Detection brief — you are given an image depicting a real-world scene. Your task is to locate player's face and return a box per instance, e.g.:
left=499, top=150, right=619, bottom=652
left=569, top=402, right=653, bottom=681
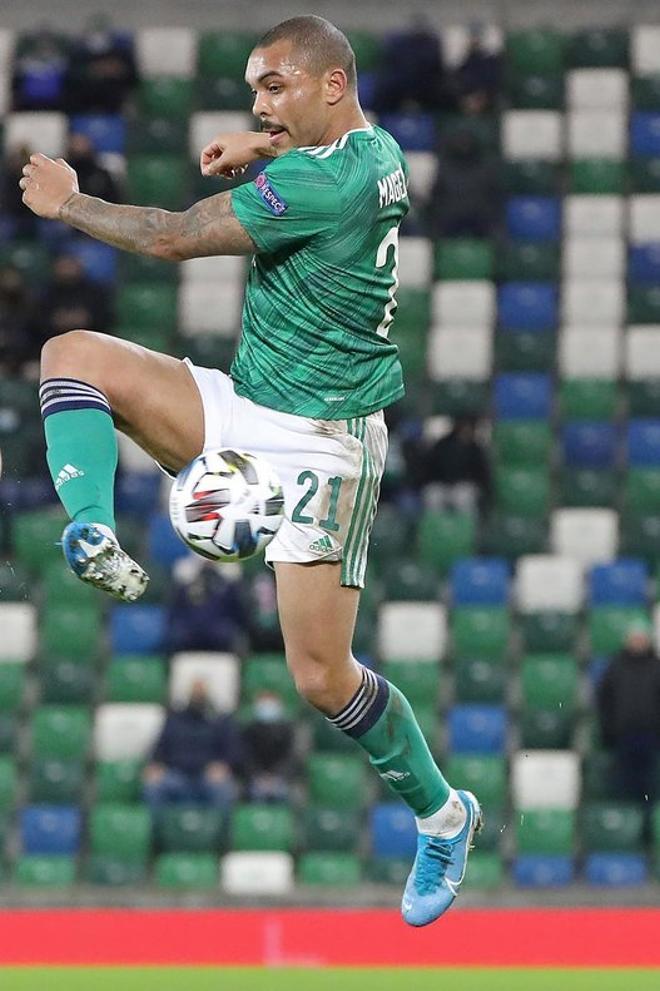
left=246, top=41, right=329, bottom=152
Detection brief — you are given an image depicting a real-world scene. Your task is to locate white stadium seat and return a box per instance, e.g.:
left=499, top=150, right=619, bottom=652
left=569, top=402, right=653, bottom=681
left=502, top=110, right=563, bottom=161
left=564, top=196, right=624, bottom=237
left=562, top=236, right=624, bottom=279
left=625, top=326, right=660, bottom=379
left=442, top=24, right=502, bottom=67
left=427, top=326, right=492, bottom=381
left=169, top=652, right=240, bottom=713
left=511, top=751, right=581, bottom=810
left=558, top=326, right=621, bottom=378
left=397, top=237, right=433, bottom=288
left=431, top=281, right=495, bottom=326
left=515, top=555, right=584, bottom=614
left=632, top=26, right=660, bottom=75
left=404, top=151, right=436, bottom=202
left=0, top=32, right=14, bottom=116
left=567, top=111, right=626, bottom=159
left=5, top=112, right=67, bottom=159
left=629, top=195, right=660, bottom=242
left=221, top=852, right=294, bottom=895
left=117, top=433, right=160, bottom=473
left=180, top=255, right=247, bottom=287
left=377, top=602, right=447, bottom=662
left=0, top=603, right=37, bottom=662
left=550, top=509, right=619, bottom=566
left=178, top=282, right=242, bottom=337
left=135, top=28, right=197, bottom=77
left=566, top=69, right=628, bottom=111
left=189, top=112, right=252, bottom=159
left=94, top=703, right=165, bottom=761
left=561, top=280, right=625, bottom=327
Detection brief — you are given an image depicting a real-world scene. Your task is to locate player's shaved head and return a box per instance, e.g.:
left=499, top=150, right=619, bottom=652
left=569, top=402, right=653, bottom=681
left=255, top=15, right=357, bottom=90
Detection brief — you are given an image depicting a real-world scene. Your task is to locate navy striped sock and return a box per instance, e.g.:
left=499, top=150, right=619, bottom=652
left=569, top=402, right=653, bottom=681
left=328, top=665, right=390, bottom=739
left=39, top=377, right=112, bottom=420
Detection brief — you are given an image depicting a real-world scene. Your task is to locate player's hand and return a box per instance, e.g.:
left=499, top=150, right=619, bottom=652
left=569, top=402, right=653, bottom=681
left=200, top=131, right=275, bottom=179
left=19, top=153, right=79, bottom=220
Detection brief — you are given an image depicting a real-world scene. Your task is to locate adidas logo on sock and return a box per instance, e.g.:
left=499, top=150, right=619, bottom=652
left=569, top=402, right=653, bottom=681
left=380, top=769, right=410, bottom=782
left=55, top=463, right=85, bottom=490
left=308, top=534, right=335, bottom=554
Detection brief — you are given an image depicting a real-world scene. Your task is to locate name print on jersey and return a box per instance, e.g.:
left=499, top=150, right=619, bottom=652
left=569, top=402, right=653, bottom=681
left=377, top=167, right=408, bottom=208
left=255, top=172, right=289, bottom=215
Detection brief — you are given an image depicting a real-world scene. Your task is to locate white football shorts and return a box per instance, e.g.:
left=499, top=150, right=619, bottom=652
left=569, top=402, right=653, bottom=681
left=183, top=360, right=388, bottom=588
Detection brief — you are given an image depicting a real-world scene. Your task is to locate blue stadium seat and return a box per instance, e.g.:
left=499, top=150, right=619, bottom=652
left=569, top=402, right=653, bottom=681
left=448, top=704, right=507, bottom=754
left=584, top=853, right=648, bottom=886
left=586, top=656, right=610, bottom=691
left=147, top=513, right=189, bottom=567
left=505, top=197, right=561, bottom=242
left=450, top=558, right=511, bottom=606
left=628, top=244, right=660, bottom=284
left=497, top=283, right=558, bottom=331
left=588, top=560, right=649, bottom=606
left=378, top=113, right=437, bottom=152
left=116, top=472, right=163, bottom=519
left=630, top=112, right=660, bottom=157
left=370, top=803, right=417, bottom=859
left=628, top=420, right=660, bottom=466
left=20, top=806, right=81, bottom=855
left=67, top=239, right=118, bottom=285
left=69, top=114, right=126, bottom=154
left=513, top=855, right=574, bottom=887
left=562, top=422, right=618, bottom=468
left=494, top=373, right=552, bottom=419
left=110, top=605, right=166, bottom=654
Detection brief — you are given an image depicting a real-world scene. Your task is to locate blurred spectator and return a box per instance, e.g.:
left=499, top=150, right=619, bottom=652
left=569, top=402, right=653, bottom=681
left=427, top=124, right=502, bottom=238
left=0, top=265, right=39, bottom=372
left=142, top=678, right=242, bottom=814
left=40, top=253, right=112, bottom=341
left=168, top=558, right=248, bottom=653
left=11, top=25, right=69, bottom=111
left=451, top=24, right=502, bottom=114
left=65, top=134, right=120, bottom=202
left=245, top=570, right=284, bottom=652
left=597, top=623, right=660, bottom=808
left=64, top=16, right=138, bottom=113
left=372, top=17, right=447, bottom=112
left=242, top=689, right=297, bottom=802
left=424, top=416, right=492, bottom=514
left=1, top=144, right=39, bottom=237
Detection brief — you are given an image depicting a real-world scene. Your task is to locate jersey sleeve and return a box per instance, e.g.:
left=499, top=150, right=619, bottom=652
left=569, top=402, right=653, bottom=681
left=230, top=151, right=341, bottom=254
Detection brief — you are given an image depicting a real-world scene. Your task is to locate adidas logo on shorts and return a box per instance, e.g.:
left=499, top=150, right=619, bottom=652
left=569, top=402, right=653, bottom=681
left=308, top=534, right=335, bottom=555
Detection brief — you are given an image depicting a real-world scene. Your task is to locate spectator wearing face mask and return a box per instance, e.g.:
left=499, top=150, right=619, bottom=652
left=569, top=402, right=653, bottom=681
left=242, top=689, right=297, bottom=802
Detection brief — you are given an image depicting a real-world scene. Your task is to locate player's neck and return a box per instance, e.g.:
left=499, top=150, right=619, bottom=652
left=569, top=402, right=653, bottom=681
left=319, top=106, right=370, bottom=145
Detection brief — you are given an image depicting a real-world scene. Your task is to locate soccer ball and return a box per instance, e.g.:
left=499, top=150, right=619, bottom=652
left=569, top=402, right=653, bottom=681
left=169, top=448, right=285, bottom=562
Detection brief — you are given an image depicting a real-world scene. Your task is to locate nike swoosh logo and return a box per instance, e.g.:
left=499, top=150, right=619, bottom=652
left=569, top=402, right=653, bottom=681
left=402, top=899, right=413, bottom=912
left=445, top=878, right=459, bottom=897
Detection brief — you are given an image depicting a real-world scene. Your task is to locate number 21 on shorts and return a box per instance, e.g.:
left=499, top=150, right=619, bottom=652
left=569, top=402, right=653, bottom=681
left=292, top=471, right=343, bottom=532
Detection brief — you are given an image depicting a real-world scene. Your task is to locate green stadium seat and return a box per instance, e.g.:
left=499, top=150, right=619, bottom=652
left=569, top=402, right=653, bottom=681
left=508, top=73, right=564, bottom=109
left=299, top=852, right=362, bottom=886
left=138, top=77, right=194, bottom=118
left=155, top=852, right=218, bottom=888
left=570, top=159, right=626, bottom=194
left=231, top=804, right=294, bottom=852
left=559, top=379, right=618, bottom=419
left=117, top=252, right=178, bottom=284
left=520, top=611, right=579, bottom=653
left=568, top=28, right=628, bottom=67
left=0, top=242, right=51, bottom=282
left=494, top=429, right=547, bottom=477
left=626, top=380, right=660, bottom=417
left=106, top=658, right=166, bottom=704
left=31, top=706, right=91, bottom=760
left=451, top=607, right=510, bottom=661
left=40, top=658, right=96, bottom=704
left=429, top=380, right=489, bottom=417
left=29, top=758, right=84, bottom=804
left=582, top=802, right=645, bottom=852
left=197, top=31, right=260, bottom=80
left=628, top=287, right=660, bottom=324
left=241, top=654, right=298, bottom=712
left=41, top=559, right=102, bottom=609
left=504, top=160, right=561, bottom=195
left=302, top=807, right=360, bottom=853
left=14, top=855, right=76, bottom=888
left=464, top=851, right=504, bottom=889
left=381, top=561, right=440, bottom=602
left=623, top=469, right=660, bottom=517
left=307, top=753, right=367, bottom=809
left=40, top=604, right=101, bottom=658
left=494, top=331, right=555, bottom=373
left=416, top=511, right=475, bottom=577
left=0, top=756, right=16, bottom=808
left=473, top=809, right=506, bottom=852
left=195, top=76, right=251, bottom=111
left=115, top=282, right=179, bottom=332
left=630, top=157, right=660, bottom=193
left=380, top=660, right=439, bottom=708
left=125, top=155, right=189, bottom=211
left=494, top=466, right=550, bottom=517
left=395, top=322, right=428, bottom=384
left=158, top=806, right=225, bottom=853
left=0, top=663, right=24, bottom=712
left=520, top=708, right=575, bottom=749
left=127, top=116, right=188, bottom=154
left=95, top=759, right=143, bottom=803
left=0, top=714, right=16, bottom=753
left=310, top=710, right=356, bottom=754
left=440, top=114, right=500, bottom=155
left=89, top=804, right=152, bottom=862
left=517, top=809, right=575, bottom=854
left=446, top=755, right=507, bottom=808
left=454, top=657, right=506, bottom=703
left=620, top=516, right=660, bottom=563
left=0, top=561, right=31, bottom=602
left=394, top=288, right=430, bottom=332
left=582, top=752, right=621, bottom=800
left=0, top=377, right=39, bottom=415
left=434, top=239, right=494, bottom=280
left=558, top=468, right=618, bottom=508
left=506, top=29, right=565, bottom=75
left=632, top=75, right=660, bottom=110
left=13, top=509, right=67, bottom=574
left=367, top=857, right=410, bottom=885
left=520, top=654, right=579, bottom=710
left=496, top=241, right=560, bottom=281
left=346, top=31, right=382, bottom=72
left=589, top=607, right=650, bottom=655
left=85, top=856, right=148, bottom=885
left=480, top=515, right=547, bottom=558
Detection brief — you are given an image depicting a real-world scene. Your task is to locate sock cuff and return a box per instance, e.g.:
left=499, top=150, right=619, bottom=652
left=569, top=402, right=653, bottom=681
left=40, top=377, right=112, bottom=420
left=328, top=666, right=390, bottom=739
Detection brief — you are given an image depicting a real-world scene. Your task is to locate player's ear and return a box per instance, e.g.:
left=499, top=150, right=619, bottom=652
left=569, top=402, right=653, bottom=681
left=325, top=67, right=348, bottom=106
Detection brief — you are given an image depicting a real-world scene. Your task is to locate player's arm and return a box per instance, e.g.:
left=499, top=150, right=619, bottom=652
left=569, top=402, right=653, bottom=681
left=19, top=153, right=256, bottom=259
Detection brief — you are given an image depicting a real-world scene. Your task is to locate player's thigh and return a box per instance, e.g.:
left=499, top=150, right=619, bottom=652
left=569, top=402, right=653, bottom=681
left=41, top=330, right=204, bottom=471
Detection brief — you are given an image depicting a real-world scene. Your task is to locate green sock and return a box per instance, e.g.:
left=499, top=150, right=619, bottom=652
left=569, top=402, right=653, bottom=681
left=44, top=408, right=118, bottom=531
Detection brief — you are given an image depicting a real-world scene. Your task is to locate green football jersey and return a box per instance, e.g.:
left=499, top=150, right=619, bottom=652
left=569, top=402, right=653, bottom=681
left=230, top=124, right=408, bottom=419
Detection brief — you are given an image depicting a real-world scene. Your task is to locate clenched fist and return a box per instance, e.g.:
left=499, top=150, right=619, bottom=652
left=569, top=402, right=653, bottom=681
left=20, top=153, right=79, bottom=220
left=200, top=131, right=276, bottom=179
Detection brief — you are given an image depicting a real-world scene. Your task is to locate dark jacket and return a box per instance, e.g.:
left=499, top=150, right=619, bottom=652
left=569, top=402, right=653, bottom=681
left=597, top=649, right=660, bottom=745
left=151, top=705, right=243, bottom=777
left=242, top=719, right=296, bottom=777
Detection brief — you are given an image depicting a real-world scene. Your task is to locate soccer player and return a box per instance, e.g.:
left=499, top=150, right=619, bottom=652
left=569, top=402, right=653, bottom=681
left=20, top=15, right=481, bottom=925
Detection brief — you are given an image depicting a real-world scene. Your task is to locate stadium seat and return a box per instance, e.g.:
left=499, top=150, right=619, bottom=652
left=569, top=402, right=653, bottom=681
left=559, top=326, right=621, bottom=378
left=137, top=77, right=195, bottom=119
left=370, top=803, right=417, bottom=859
left=299, top=852, right=362, bottom=886
left=178, top=283, right=243, bottom=338
left=521, top=655, right=579, bottom=710
left=492, top=422, right=552, bottom=466
left=563, top=236, right=625, bottom=279
left=494, top=330, right=555, bottom=373
left=561, top=422, right=618, bottom=469
left=0, top=663, right=23, bottom=712
left=20, top=805, right=81, bottom=855
left=381, top=661, right=439, bottom=709
left=135, top=28, right=196, bottom=76
left=511, top=751, right=580, bottom=809
left=106, top=657, right=166, bottom=705
left=632, top=26, right=660, bottom=74
left=584, top=853, right=648, bottom=886
left=115, top=282, right=179, bottom=333
left=110, top=605, right=166, bottom=655
left=0, top=604, right=36, bottom=662
left=513, top=855, right=574, bottom=887
left=446, top=755, right=507, bottom=808
left=0, top=756, right=16, bottom=808
left=502, top=111, right=563, bottom=161
left=451, top=607, right=510, bottom=660
left=495, top=466, right=550, bottom=517
left=588, top=561, right=648, bottom=605
left=628, top=419, right=660, bottom=465
left=377, top=602, right=447, bottom=662
left=158, top=806, right=225, bottom=853
left=427, top=327, right=492, bottom=381
left=628, top=287, right=660, bottom=324
left=589, top=606, right=649, bottom=654
left=40, top=602, right=101, bottom=658
left=507, top=29, right=564, bottom=75
left=505, top=196, right=561, bottom=240
left=126, top=115, right=189, bottom=155
left=448, top=704, right=507, bottom=754
left=496, top=240, right=560, bottom=280
left=497, top=283, right=558, bottom=331
left=630, top=157, right=660, bottom=192
left=559, top=380, right=618, bottom=419
left=404, top=151, right=436, bottom=201
left=221, top=851, right=294, bottom=895
left=551, top=509, right=618, bottom=565
left=632, top=75, right=660, bottom=110
left=39, top=658, right=95, bottom=705
left=14, top=855, right=76, bottom=888
left=464, top=851, right=505, bottom=889
left=29, top=758, right=84, bottom=804
left=90, top=803, right=152, bottom=863
left=582, top=802, right=646, bottom=852
left=381, top=561, right=440, bottom=603
left=231, top=804, right=294, bottom=853
left=116, top=472, right=163, bottom=520
left=569, top=28, right=628, bottom=68
left=568, top=111, right=626, bottom=158
left=504, top=161, right=561, bottom=196
left=431, top=281, right=495, bottom=326
left=414, top=509, right=475, bottom=579
left=624, top=469, right=660, bottom=516
left=5, top=111, right=67, bottom=158
left=630, top=195, right=660, bottom=240
left=493, top=373, right=552, bottom=419
left=398, top=238, right=433, bottom=288
left=0, top=714, right=16, bottom=754
left=31, top=706, right=91, bottom=761
left=629, top=246, right=660, bottom=284
left=565, top=195, right=624, bottom=236
left=85, top=855, right=147, bottom=886
left=155, top=853, right=218, bottom=889
left=169, top=652, right=240, bottom=713
left=519, top=611, right=580, bottom=652
left=449, top=558, right=510, bottom=606
left=516, top=556, right=584, bottom=613
left=454, top=658, right=506, bottom=703
left=434, top=239, right=494, bottom=281
left=567, top=68, right=628, bottom=110
left=520, top=709, right=575, bottom=750
left=378, top=113, right=436, bottom=151
left=95, top=760, right=143, bottom=804
left=302, top=807, right=360, bottom=852
left=562, top=280, right=624, bottom=326
left=307, top=754, right=367, bottom=809
left=631, top=112, right=660, bottom=156
left=197, top=30, right=260, bottom=80
left=93, top=703, right=165, bottom=762
left=508, top=73, right=563, bottom=111
left=569, top=158, right=626, bottom=194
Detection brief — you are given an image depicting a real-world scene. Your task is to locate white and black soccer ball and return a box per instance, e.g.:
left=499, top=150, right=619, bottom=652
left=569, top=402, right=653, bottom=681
left=169, top=449, right=285, bottom=562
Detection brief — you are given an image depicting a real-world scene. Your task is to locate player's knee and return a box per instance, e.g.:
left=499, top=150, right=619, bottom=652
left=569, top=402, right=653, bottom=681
left=41, top=329, right=101, bottom=378
left=289, top=657, right=335, bottom=710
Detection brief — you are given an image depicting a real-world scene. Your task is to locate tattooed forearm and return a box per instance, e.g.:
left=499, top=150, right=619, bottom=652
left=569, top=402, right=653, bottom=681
left=58, top=190, right=255, bottom=260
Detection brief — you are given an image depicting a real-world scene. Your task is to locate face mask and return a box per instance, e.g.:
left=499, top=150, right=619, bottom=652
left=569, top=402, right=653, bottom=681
left=254, top=699, right=284, bottom=723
